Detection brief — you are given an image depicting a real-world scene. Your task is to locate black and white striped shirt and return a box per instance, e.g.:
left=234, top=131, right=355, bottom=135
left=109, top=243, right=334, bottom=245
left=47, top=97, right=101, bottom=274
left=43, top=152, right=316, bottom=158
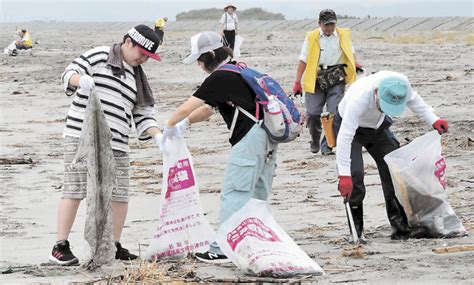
left=61, top=46, right=158, bottom=152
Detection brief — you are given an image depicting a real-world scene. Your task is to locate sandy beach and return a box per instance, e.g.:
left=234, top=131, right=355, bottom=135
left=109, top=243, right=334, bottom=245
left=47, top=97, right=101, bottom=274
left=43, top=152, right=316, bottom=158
left=0, top=19, right=473, bottom=283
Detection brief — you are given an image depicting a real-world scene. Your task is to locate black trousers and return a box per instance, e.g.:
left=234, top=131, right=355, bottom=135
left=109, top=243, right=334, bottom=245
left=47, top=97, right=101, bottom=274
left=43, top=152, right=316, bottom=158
left=334, top=112, right=410, bottom=231
left=154, top=28, right=164, bottom=45
left=223, top=30, right=236, bottom=50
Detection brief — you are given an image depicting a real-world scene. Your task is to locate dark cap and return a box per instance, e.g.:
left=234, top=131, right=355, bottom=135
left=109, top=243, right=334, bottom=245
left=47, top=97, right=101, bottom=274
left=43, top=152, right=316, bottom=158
left=127, top=24, right=161, bottom=60
left=319, top=9, right=337, bottom=25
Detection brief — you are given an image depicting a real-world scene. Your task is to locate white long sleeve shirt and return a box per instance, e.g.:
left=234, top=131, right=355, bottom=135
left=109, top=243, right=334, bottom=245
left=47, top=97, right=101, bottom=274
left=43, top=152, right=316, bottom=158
left=336, top=70, right=440, bottom=176
left=220, top=12, right=238, bottom=31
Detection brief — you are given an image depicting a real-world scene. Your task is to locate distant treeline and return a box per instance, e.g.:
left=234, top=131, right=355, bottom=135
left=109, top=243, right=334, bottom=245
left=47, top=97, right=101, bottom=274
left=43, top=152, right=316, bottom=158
left=176, top=8, right=285, bottom=21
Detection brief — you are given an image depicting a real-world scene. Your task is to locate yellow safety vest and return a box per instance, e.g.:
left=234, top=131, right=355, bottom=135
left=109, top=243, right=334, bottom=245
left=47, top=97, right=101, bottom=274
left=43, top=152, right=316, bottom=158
left=155, top=18, right=166, bottom=29
left=303, top=27, right=356, bottom=93
left=22, top=32, right=33, bottom=47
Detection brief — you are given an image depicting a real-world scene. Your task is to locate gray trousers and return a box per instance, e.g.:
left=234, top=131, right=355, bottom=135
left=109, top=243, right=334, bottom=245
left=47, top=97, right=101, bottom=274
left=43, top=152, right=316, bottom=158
left=304, top=83, right=345, bottom=151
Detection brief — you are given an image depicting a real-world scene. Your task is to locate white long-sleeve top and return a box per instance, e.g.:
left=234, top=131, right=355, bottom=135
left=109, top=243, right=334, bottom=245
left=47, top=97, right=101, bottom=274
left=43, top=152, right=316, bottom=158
left=220, top=12, right=238, bottom=31
left=336, top=70, right=440, bottom=176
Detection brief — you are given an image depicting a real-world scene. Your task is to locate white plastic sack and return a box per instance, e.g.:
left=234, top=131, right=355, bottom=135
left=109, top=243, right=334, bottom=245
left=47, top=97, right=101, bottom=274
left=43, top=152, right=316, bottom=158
left=4, top=41, right=17, bottom=55
left=145, top=136, right=215, bottom=261
left=216, top=199, right=324, bottom=277
left=384, top=130, right=467, bottom=238
left=233, top=35, right=244, bottom=58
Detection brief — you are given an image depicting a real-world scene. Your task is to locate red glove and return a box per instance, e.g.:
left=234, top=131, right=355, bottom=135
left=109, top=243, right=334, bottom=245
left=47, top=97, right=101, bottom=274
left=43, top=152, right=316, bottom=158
left=433, top=119, right=449, bottom=134
left=292, top=81, right=302, bottom=96
left=338, top=176, right=353, bottom=198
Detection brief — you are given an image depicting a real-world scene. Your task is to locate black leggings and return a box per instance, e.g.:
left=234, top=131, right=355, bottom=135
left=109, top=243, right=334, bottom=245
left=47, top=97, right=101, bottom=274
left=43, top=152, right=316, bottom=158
left=223, top=30, right=236, bottom=50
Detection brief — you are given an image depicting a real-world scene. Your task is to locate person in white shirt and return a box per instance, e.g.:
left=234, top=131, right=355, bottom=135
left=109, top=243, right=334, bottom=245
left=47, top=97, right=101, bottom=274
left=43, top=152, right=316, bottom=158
left=293, top=9, right=357, bottom=155
left=335, top=70, right=449, bottom=241
left=220, top=4, right=238, bottom=50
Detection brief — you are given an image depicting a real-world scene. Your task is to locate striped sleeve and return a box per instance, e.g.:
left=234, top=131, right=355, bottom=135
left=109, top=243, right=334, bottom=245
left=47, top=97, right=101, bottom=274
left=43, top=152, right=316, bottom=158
left=133, top=105, right=159, bottom=141
left=61, top=46, right=109, bottom=96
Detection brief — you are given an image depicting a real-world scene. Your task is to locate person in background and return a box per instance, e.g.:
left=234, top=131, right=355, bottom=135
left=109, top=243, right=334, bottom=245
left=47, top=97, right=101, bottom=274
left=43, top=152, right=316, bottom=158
left=293, top=9, right=356, bottom=155
left=220, top=4, right=238, bottom=50
left=335, top=70, right=449, bottom=241
left=16, top=28, right=33, bottom=50
left=162, top=31, right=278, bottom=263
left=154, top=17, right=168, bottom=44
left=50, top=25, right=164, bottom=265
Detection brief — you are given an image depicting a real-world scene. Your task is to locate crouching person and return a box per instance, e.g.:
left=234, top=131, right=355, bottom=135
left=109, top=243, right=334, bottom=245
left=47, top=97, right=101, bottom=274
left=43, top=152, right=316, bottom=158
left=335, top=70, right=448, bottom=241
left=162, top=31, right=277, bottom=263
left=50, top=25, right=164, bottom=265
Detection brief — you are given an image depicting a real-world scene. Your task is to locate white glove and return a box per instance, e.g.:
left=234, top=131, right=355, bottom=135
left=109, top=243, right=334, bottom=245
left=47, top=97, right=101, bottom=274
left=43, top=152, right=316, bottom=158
left=79, top=75, right=95, bottom=94
left=153, top=133, right=164, bottom=152
left=162, top=122, right=182, bottom=142
left=175, top=118, right=190, bottom=135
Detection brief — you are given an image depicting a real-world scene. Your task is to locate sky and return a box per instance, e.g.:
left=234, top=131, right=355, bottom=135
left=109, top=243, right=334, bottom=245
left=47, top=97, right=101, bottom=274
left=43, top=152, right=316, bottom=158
left=0, top=0, right=472, bottom=22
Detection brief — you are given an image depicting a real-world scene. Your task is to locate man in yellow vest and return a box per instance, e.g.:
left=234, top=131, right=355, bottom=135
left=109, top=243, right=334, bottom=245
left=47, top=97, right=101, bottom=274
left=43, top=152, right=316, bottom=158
left=292, top=9, right=356, bottom=155
left=16, top=29, right=33, bottom=50
left=154, top=17, right=168, bottom=45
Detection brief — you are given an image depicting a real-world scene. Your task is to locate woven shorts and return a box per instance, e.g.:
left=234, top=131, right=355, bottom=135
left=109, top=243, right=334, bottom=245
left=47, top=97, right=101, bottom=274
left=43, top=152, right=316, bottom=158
left=62, top=136, right=130, bottom=202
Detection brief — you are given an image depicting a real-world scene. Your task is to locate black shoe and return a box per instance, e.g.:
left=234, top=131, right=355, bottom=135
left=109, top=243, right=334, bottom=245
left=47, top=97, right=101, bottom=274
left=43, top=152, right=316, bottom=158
left=407, top=226, right=429, bottom=239
left=49, top=240, right=79, bottom=266
left=321, top=149, right=335, bottom=155
left=390, top=230, right=409, bottom=240
left=115, top=241, right=138, bottom=261
left=308, top=115, right=321, bottom=154
left=310, top=143, right=320, bottom=154
left=391, top=226, right=428, bottom=240
left=194, top=251, right=230, bottom=264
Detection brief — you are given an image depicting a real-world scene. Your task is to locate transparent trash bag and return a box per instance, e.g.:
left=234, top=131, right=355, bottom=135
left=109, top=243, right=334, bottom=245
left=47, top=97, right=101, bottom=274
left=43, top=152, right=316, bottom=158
left=384, top=131, right=467, bottom=238
left=233, top=35, right=244, bottom=58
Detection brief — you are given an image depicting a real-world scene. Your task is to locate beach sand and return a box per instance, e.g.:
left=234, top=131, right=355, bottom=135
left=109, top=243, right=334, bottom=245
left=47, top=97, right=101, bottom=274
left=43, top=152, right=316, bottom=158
left=0, top=20, right=473, bottom=283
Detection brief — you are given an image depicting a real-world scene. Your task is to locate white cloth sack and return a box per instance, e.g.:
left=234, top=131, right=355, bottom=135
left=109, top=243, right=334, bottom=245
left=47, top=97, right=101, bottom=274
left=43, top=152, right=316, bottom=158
left=233, top=35, right=244, bottom=58
left=145, top=136, right=215, bottom=261
left=216, top=199, right=324, bottom=277
left=384, top=130, right=467, bottom=237
left=4, top=41, right=17, bottom=55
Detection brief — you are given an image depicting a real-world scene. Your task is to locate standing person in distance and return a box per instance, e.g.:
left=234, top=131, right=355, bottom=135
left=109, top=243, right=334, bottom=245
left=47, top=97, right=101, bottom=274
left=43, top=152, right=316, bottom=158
left=220, top=4, right=238, bottom=50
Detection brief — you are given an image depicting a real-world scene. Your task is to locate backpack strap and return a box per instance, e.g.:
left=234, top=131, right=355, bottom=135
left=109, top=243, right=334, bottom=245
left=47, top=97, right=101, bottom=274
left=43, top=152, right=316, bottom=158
left=229, top=106, right=262, bottom=139
left=219, top=62, right=263, bottom=120
left=218, top=63, right=263, bottom=138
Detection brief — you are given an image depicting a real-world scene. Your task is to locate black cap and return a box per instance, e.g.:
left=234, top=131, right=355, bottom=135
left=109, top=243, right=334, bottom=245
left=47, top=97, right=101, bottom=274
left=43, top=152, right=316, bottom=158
left=319, top=9, right=337, bottom=25
left=127, top=25, right=161, bottom=60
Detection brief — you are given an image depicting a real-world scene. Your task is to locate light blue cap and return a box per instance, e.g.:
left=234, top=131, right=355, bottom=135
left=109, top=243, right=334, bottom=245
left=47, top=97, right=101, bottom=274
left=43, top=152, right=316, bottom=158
left=378, top=76, right=408, bottom=116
